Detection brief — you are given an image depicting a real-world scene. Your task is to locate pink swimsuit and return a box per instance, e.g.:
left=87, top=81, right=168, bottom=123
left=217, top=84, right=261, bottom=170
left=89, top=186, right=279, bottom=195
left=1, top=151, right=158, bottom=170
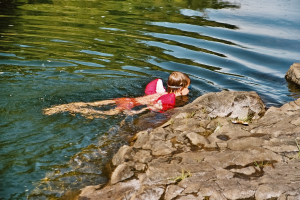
left=114, top=98, right=140, bottom=111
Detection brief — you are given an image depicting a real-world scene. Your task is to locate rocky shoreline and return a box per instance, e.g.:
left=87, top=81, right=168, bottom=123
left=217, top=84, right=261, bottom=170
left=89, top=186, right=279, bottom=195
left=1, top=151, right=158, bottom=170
left=74, top=64, right=300, bottom=200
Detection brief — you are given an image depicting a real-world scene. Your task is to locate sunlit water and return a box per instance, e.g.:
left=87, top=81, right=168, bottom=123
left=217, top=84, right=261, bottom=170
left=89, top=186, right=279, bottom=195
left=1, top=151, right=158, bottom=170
left=0, top=0, right=299, bottom=199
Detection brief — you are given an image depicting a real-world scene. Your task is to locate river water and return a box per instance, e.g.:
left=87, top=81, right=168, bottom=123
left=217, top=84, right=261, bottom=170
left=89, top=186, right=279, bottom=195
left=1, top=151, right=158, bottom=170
left=0, top=0, right=299, bottom=199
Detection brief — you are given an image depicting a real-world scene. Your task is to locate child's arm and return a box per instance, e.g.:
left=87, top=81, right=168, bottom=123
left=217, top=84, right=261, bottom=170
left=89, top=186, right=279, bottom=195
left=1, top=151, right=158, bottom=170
left=124, top=107, right=150, bottom=115
left=126, top=100, right=163, bottom=115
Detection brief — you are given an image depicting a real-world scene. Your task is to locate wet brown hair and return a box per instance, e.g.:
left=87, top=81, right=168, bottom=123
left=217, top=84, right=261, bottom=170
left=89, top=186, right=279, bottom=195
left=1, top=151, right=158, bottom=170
left=167, top=72, right=190, bottom=93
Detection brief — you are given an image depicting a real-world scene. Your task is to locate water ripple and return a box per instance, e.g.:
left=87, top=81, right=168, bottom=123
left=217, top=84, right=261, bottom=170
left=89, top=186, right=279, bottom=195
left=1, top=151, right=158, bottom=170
left=1, top=0, right=300, bottom=199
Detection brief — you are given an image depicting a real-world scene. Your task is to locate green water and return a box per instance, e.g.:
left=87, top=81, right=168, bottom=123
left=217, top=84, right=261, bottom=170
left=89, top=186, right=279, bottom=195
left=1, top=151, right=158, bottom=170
left=0, top=0, right=300, bottom=199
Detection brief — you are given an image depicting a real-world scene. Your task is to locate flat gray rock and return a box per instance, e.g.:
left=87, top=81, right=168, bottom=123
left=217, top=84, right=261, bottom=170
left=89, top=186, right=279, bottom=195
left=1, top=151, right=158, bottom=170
left=76, top=90, right=300, bottom=200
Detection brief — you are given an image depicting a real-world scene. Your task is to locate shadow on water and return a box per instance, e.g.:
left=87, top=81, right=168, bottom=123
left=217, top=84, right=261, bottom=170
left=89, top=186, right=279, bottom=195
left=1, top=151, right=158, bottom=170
left=286, top=78, right=300, bottom=100
left=28, top=110, right=176, bottom=199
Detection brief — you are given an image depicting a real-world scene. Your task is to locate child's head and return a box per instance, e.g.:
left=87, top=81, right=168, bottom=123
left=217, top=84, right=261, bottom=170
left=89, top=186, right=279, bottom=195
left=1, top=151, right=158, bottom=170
left=167, top=72, right=191, bottom=95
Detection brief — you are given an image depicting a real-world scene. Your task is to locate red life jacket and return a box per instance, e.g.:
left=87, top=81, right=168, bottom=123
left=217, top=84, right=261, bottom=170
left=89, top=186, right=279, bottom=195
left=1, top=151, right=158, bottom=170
left=145, top=79, right=175, bottom=111
left=115, top=79, right=176, bottom=111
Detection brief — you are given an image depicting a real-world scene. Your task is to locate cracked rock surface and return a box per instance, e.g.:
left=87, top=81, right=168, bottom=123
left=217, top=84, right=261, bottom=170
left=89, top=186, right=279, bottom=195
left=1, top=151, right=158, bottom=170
left=77, top=91, right=300, bottom=200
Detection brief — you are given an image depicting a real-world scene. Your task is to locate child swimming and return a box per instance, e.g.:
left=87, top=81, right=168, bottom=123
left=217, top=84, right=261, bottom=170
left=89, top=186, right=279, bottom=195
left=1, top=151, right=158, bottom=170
left=43, top=71, right=191, bottom=117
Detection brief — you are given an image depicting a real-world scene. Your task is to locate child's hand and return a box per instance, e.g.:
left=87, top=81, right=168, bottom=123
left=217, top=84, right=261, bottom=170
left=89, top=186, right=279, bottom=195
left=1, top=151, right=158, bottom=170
left=148, top=100, right=163, bottom=111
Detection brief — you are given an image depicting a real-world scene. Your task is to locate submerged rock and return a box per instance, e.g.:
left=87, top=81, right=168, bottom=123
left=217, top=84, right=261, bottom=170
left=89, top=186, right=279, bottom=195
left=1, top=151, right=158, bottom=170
left=78, top=179, right=140, bottom=200
left=76, top=91, right=300, bottom=200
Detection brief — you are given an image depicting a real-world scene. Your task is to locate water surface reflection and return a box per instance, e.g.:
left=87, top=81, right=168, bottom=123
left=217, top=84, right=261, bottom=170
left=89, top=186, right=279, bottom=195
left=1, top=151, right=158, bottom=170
left=0, top=0, right=300, bottom=199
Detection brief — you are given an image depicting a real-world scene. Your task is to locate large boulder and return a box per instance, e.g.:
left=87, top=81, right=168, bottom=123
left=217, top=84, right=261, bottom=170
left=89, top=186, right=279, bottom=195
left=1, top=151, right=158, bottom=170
left=182, top=90, right=266, bottom=120
left=286, top=63, right=300, bottom=85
